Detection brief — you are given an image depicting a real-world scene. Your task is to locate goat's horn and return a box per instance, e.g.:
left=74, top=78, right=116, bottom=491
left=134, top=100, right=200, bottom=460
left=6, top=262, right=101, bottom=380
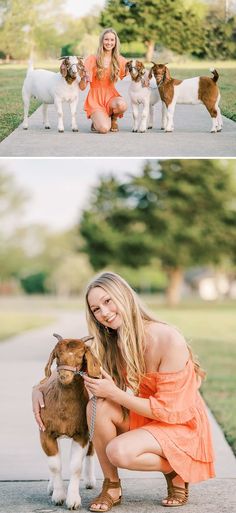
left=81, top=335, right=94, bottom=343
left=58, top=56, right=70, bottom=60
left=53, top=333, right=63, bottom=341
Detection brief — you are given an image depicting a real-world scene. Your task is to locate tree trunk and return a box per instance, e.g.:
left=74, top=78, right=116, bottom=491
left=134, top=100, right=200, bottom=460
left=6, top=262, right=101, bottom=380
left=166, top=268, right=183, bottom=306
left=145, top=40, right=155, bottom=62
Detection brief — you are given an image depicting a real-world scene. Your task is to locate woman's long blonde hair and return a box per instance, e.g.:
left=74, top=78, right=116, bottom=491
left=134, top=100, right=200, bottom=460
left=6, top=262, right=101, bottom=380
left=85, top=272, right=205, bottom=395
left=96, top=28, right=121, bottom=82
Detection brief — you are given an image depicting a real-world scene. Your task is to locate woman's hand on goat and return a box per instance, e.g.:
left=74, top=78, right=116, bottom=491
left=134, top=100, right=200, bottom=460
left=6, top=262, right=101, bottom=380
left=32, top=386, right=46, bottom=431
left=83, top=368, right=118, bottom=400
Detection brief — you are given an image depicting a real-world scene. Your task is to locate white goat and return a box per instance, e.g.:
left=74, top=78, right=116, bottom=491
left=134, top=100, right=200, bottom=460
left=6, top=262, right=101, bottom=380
left=22, top=57, right=85, bottom=132
left=126, top=60, right=161, bottom=132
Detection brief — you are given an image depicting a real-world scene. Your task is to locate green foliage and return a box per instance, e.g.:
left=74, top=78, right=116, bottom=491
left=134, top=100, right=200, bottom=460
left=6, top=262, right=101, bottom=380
left=80, top=160, right=236, bottom=276
left=20, top=271, right=48, bottom=294
left=0, top=0, right=65, bottom=59
left=101, top=0, right=204, bottom=59
left=202, top=16, right=236, bottom=59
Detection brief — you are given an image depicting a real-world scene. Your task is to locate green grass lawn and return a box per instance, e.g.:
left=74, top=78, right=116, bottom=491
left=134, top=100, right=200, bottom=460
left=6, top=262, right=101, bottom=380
left=145, top=300, right=236, bottom=456
left=0, top=60, right=235, bottom=142
left=0, top=311, right=55, bottom=341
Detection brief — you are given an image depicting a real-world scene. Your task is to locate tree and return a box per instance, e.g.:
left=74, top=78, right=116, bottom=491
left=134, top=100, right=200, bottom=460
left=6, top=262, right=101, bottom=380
left=100, top=0, right=204, bottom=60
left=0, top=0, right=65, bottom=59
left=80, top=160, right=236, bottom=305
left=0, top=168, right=28, bottom=284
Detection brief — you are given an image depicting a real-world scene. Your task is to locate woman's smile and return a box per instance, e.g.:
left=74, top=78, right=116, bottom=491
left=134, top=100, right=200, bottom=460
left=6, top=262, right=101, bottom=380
left=88, top=287, right=122, bottom=329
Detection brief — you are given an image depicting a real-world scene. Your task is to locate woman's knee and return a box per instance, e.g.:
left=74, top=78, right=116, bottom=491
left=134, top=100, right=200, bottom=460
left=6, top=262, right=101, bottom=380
left=98, top=125, right=110, bottom=134
left=106, top=439, right=129, bottom=468
left=113, top=99, right=127, bottom=114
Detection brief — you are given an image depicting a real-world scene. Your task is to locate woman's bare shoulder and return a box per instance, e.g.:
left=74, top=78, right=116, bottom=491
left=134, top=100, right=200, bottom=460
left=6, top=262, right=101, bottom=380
left=144, top=321, right=189, bottom=372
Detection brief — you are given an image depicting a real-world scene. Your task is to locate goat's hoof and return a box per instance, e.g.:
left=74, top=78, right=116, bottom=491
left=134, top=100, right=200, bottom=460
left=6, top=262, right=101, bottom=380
left=148, top=126, right=152, bottom=130
left=161, top=127, right=165, bottom=130
left=210, top=130, right=217, bottom=133
left=58, top=130, right=64, bottom=133
left=23, top=126, right=28, bottom=130
left=45, top=126, right=51, bottom=130
left=84, top=478, right=96, bottom=489
left=132, top=129, right=138, bottom=133
left=72, top=128, right=79, bottom=132
left=66, top=496, right=81, bottom=510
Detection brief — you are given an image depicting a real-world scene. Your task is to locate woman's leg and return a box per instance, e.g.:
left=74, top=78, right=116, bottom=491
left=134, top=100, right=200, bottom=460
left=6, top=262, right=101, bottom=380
left=106, top=429, right=187, bottom=506
left=108, top=97, right=127, bottom=131
left=91, top=111, right=111, bottom=134
left=87, top=398, right=129, bottom=511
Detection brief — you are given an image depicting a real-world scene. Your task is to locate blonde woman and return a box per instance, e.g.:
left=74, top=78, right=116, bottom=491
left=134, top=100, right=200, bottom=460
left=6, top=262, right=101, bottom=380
left=79, top=28, right=127, bottom=133
left=33, top=272, right=215, bottom=511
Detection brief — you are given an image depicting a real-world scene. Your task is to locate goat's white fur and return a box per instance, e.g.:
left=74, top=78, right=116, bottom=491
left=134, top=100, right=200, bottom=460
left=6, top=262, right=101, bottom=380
left=47, top=440, right=95, bottom=508
left=22, top=58, right=81, bottom=132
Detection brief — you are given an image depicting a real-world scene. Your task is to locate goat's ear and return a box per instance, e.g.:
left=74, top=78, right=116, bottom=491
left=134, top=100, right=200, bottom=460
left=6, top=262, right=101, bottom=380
left=60, top=60, right=67, bottom=77
left=84, top=348, right=101, bottom=378
left=164, top=65, right=171, bottom=80
left=125, top=61, right=131, bottom=73
left=44, top=348, right=56, bottom=378
left=148, top=67, right=153, bottom=79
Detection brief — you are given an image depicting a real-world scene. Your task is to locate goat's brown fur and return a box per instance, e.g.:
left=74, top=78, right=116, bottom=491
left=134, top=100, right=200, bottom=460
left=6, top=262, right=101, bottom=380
left=40, top=337, right=100, bottom=456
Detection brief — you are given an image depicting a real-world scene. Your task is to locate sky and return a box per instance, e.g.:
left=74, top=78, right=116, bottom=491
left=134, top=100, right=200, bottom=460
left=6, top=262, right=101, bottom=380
left=2, top=159, right=145, bottom=231
left=65, top=0, right=106, bottom=17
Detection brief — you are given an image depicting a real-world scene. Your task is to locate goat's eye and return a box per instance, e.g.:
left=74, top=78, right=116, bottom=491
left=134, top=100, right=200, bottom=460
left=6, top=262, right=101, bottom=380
left=105, top=298, right=111, bottom=304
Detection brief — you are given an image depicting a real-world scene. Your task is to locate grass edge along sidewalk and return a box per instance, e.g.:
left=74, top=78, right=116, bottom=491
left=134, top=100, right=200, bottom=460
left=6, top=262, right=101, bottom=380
left=0, top=60, right=236, bottom=142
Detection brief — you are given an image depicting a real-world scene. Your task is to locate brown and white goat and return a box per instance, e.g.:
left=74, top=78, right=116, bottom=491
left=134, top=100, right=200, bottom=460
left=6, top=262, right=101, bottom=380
left=149, top=63, right=222, bottom=133
left=22, top=57, right=86, bottom=132
left=126, top=60, right=161, bottom=132
left=39, top=334, right=100, bottom=510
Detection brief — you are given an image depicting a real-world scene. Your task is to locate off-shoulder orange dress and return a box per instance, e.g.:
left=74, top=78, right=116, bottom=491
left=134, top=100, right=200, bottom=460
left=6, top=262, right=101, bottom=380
left=84, top=55, right=127, bottom=118
left=129, top=359, right=215, bottom=484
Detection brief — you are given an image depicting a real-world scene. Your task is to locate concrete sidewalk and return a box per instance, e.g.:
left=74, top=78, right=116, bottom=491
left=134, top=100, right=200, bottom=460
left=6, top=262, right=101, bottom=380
left=0, top=77, right=235, bottom=157
left=0, top=312, right=236, bottom=512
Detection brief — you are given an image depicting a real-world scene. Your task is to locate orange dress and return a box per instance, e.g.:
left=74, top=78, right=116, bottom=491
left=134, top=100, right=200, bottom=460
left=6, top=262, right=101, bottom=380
left=84, top=55, right=127, bottom=118
left=129, top=359, right=215, bottom=484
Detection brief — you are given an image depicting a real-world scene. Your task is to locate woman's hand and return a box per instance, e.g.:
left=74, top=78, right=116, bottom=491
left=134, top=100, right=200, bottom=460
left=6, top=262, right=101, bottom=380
left=83, top=368, right=118, bottom=400
left=32, top=386, right=46, bottom=431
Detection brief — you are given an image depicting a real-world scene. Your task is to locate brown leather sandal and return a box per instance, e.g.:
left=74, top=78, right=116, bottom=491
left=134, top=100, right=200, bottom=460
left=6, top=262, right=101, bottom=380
left=110, top=114, right=119, bottom=132
left=162, top=471, right=189, bottom=507
left=89, top=478, right=122, bottom=512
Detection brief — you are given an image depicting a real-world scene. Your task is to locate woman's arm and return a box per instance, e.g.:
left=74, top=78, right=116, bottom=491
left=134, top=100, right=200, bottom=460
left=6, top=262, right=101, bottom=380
left=32, top=370, right=57, bottom=430
left=83, top=369, right=156, bottom=419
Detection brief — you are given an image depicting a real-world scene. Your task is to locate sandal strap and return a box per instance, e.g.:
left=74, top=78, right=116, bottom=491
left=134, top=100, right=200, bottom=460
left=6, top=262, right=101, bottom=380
left=89, top=478, right=121, bottom=510
left=163, top=472, right=189, bottom=505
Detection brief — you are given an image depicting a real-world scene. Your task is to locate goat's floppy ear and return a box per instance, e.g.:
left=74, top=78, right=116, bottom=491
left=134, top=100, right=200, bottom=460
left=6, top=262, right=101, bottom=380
left=44, top=348, right=56, bottom=379
left=60, top=60, right=67, bottom=77
left=84, top=347, right=101, bottom=378
left=148, top=67, right=153, bottom=79
left=125, top=61, right=131, bottom=73
left=164, top=66, right=170, bottom=80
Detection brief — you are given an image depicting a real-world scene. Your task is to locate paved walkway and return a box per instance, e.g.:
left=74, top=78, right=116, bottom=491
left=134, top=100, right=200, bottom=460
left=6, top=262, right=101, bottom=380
left=0, top=77, right=235, bottom=157
left=0, top=312, right=236, bottom=512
